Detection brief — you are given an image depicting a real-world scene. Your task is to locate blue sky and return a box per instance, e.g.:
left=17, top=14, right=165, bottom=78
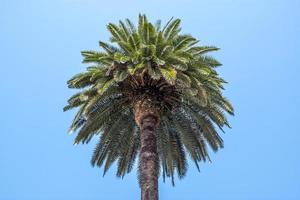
left=1, top=0, right=299, bottom=199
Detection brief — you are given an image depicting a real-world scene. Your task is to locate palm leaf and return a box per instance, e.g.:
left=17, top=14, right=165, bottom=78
left=160, top=66, right=177, bottom=85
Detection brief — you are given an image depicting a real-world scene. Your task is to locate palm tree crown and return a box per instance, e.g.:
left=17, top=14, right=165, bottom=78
left=64, top=14, right=234, bottom=185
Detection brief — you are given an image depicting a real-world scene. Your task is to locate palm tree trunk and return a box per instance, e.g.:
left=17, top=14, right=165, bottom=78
left=139, top=115, right=159, bottom=200
left=134, top=99, right=159, bottom=200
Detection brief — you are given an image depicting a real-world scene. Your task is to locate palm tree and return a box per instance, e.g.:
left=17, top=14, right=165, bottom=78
left=64, top=14, right=234, bottom=200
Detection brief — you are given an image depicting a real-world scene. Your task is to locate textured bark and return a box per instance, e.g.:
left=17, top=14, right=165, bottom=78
left=133, top=98, right=160, bottom=128
left=134, top=100, right=159, bottom=200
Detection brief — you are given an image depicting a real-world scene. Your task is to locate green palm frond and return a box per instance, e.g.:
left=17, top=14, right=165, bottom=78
left=163, top=19, right=181, bottom=40
left=188, top=46, right=220, bottom=55
left=160, top=66, right=177, bottom=85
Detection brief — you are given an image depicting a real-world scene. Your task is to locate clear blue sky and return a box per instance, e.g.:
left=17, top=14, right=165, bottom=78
left=1, top=0, right=299, bottom=199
